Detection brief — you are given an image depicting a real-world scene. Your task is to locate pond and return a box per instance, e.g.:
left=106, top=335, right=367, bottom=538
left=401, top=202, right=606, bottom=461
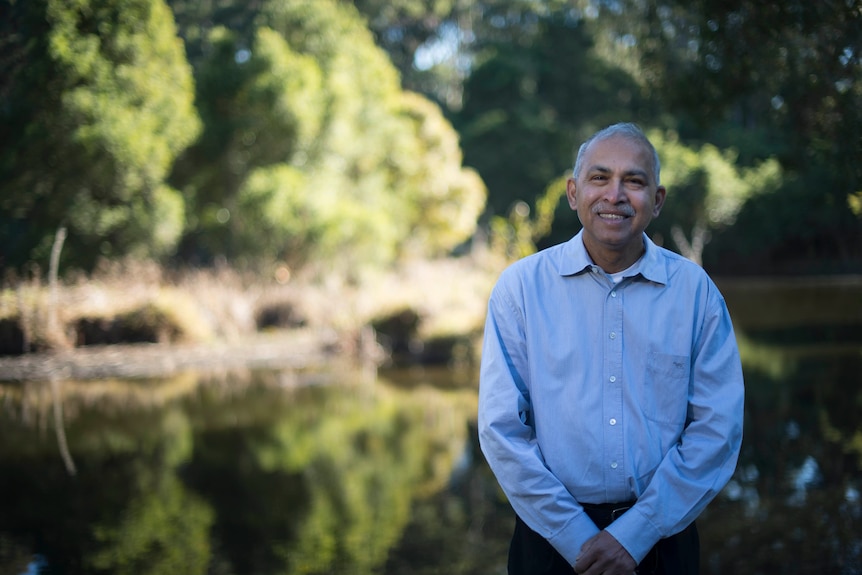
left=0, top=277, right=860, bottom=575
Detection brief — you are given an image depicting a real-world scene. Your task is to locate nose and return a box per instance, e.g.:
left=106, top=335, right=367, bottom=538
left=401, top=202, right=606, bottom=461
left=603, top=177, right=627, bottom=203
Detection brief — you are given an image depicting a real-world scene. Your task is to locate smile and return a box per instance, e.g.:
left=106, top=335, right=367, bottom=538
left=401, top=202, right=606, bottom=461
left=598, top=213, right=629, bottom=220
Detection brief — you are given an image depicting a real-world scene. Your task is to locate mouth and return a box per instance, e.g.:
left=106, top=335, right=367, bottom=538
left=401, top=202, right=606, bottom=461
left=593, top=203, right=634, bottom=221
left=595, top=209, right=634, bottom=222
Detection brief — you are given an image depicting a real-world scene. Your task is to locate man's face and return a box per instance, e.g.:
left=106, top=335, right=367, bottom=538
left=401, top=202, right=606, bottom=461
left=566, top=135, right=666, bottom=266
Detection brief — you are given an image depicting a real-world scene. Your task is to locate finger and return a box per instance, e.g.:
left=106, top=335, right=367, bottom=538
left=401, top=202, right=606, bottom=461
left=572, top=552, right=596, bottom=574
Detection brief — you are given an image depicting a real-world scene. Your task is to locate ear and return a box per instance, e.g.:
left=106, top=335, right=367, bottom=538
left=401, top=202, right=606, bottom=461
left=652, top=185, right=667, bottom=217
left=566, top=178, right=578, bottom=210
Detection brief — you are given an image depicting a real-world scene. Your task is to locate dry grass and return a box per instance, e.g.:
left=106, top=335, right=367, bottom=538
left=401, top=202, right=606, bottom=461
left=0, top=249, right=507, bottom=356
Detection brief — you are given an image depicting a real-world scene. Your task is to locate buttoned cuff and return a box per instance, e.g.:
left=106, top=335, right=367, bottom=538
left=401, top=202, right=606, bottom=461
left=605, top=506, right=662, bottom=563
left=546, top=511, right=602, bottom=566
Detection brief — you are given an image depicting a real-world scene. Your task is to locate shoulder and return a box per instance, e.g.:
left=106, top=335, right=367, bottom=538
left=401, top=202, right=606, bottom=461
left=490, top=243, right=568, bottom=310
left=497, top=243, right=566, bottom=286
left=651, top=245, right=731, bottom=321
left=653, top=244, right=713, bottom=283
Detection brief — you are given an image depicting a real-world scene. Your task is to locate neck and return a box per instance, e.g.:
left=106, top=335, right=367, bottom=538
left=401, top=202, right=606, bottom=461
left=583, top=238, right=645, bottom=274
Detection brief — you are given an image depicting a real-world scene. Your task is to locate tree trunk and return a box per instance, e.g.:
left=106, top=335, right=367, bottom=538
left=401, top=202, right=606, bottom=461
left=47, top=226, right=67, bottom=346
left=670, top=221, right=710, bottom=266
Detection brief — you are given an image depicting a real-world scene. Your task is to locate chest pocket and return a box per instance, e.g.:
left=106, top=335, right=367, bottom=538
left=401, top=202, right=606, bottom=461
left=643, top=352, right=691, bottom=424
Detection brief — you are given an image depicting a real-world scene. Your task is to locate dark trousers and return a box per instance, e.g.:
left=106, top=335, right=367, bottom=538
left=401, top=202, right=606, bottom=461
left=507, top=505, right=700, bottom=575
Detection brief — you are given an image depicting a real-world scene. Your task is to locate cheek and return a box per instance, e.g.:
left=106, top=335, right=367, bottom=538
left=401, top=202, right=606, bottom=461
left=575, top=209, right=586, bottom=227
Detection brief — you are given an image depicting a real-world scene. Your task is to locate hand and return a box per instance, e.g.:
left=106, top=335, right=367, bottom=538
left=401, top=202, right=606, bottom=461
left=572, top=530, right=637, bottom=575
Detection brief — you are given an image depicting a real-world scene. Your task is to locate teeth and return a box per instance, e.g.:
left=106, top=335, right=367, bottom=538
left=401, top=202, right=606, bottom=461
left=599, top=213, right=625, bottom=220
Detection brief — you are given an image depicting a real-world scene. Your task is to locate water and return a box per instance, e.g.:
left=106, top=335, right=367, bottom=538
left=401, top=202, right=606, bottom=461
left=0, top=279, right=860, bottom=575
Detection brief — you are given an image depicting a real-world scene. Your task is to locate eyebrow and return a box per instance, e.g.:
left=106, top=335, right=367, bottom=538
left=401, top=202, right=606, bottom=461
left=586, top=165, right=650, bottom=180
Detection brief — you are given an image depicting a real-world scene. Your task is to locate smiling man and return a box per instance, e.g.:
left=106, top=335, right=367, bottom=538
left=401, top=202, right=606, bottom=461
left=478, top=123, right=744, bottom=575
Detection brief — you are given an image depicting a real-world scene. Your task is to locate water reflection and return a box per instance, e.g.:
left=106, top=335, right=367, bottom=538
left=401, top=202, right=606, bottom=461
left=0, top=279, right=860, bottom=574
left=0, top=365, right=480, bottom=575
left=698, top=345, right=862, bottom=574
left=698, top=278, right=862, bottom=574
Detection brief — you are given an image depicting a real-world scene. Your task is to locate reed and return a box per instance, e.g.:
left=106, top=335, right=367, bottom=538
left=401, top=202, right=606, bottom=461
left=0, top=251, right=503, bottom=358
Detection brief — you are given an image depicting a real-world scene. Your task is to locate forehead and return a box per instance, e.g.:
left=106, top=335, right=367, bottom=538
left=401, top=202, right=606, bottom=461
left=582, top=135, right=653, bottom=175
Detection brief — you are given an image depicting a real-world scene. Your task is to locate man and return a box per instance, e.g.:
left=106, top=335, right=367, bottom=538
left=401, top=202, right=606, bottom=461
left=478, top=123, right=744, bottom=575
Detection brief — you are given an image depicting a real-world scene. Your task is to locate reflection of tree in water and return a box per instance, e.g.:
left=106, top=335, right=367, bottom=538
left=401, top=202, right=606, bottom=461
left=89, top=473, right=213, bottom=575
left=383, top=421, right=514, bottom=575
left=5, top=338, right=857, bottom=575
left=0, top=402, right=212, bottom=575
left=183, top=374, right=473, bottom=575
left=698, top=343, right=862, bottom=574
left=0, top=369, right=475, bottom=575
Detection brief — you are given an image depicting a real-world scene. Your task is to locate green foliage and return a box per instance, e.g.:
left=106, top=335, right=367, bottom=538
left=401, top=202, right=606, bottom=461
left=259, top=0, right=424, bottom=268
left=0, top=0, right=200, bottom=270
left=4, top=0, right=859, bottom=275
left=586, top=0, right=862, bottom=270
left=649, top=130, right=782, bottom=264
left=360, top=0, right=858, bottom=272
left=172, top=0, right=485, bottom=270
left=391, top=92, right=487, bottom=255
left=490, top=175, right=568, bottom=261
left=172, top=23, right=326, bottom=264
left=3, top=0, right=486, bottom=275
left=708, top=164, right=862, bottom=274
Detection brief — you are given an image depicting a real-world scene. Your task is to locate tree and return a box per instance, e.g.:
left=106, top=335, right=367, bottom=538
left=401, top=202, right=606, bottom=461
left=589, top=0, right=862, bottom=270
left=649, top=130, right=782, bottom=266
left=169, top=24, right=326, bottom=265
left=170, top=0, right=486, bottom=271
left=0, top=0, right=200, bottom=271
left=345, top=0, right=461, bottom=103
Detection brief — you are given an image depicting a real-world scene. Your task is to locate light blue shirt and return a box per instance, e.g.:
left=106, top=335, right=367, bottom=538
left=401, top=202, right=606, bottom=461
left=478, top=231, right=744, bottom=565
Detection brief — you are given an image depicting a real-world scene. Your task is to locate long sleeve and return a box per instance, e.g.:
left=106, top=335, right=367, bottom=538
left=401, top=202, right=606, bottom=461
left=606, top=289, right=745, bottom=562
left=478, top=280, right=601, bottom=565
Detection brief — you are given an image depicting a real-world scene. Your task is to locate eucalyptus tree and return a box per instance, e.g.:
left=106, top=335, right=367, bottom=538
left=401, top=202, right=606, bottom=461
left=0, top=0, right=200, bottom=271
left=648, top=130, right=782, bottom=266
left=170, top=0, right=486, bottom=271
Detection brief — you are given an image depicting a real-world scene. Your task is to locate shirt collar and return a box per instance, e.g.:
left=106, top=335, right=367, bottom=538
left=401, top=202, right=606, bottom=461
left=557, top=230, right=668, bottom=285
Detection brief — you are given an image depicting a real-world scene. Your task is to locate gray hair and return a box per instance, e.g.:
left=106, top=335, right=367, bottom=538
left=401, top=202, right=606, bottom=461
left=572, top=123, right=661, bottom=185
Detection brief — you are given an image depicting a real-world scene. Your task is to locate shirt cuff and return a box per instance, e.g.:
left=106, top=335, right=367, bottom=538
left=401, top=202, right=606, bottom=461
left=605, top=506, right=662, bottom=564
left=546, top=511, right=602, bottom=566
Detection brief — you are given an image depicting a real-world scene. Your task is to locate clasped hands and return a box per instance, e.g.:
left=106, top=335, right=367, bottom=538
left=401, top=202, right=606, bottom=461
left=572, top=530, right=637, bottom=575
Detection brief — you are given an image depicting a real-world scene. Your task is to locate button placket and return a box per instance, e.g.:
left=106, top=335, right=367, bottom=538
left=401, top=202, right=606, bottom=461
left=603, top=283, right=626, bottom=495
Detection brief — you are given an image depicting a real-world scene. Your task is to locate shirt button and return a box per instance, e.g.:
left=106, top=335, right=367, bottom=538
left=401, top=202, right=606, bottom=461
left=609, top=418, right=617, bottom=426
left=609, top=375, right=616, bottom=383
left=610, top=462, right=618, bottom=469
left=611, top=291, right=617, bottom=297
left=609, top=332, right=616, bottom=339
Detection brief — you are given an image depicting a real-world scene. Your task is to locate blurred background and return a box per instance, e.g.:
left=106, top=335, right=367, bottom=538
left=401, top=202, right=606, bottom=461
left=0, top=0, right=860, bottom=574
